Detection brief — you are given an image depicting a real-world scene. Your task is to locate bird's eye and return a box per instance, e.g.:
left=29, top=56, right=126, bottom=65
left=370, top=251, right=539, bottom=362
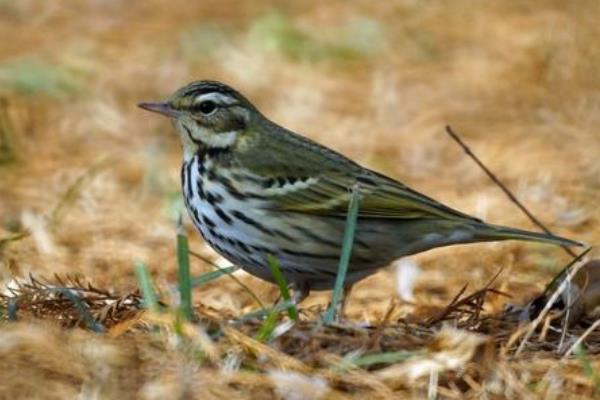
left=196, top=100, right=217, bottom=115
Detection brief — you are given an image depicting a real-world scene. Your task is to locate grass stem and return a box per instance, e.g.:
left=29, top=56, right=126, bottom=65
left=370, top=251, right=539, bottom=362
left=134, top=262, right=159, bottom=314
left=267, top=254, right=298, bottom=321
left=176, top=218, right=193, bottom=321
left=324, top=185, right=360, bottom=324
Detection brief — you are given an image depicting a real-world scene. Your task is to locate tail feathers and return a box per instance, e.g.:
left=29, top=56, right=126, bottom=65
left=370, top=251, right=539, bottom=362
left=472, top=222, right=583, bottom=248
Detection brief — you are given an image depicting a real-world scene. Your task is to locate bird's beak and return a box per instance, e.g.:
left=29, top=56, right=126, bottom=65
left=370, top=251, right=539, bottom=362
left=138, top=101, right=181, bottom=118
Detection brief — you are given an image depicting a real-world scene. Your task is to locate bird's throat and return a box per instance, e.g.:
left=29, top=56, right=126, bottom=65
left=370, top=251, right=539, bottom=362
left=179, top=122, right=239, bottom=161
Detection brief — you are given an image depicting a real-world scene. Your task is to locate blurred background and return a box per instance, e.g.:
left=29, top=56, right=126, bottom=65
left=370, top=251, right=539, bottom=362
left=0, top=0, right=598, bottom=319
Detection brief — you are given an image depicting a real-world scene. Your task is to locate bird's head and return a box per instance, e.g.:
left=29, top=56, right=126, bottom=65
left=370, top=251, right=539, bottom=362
left=139, top=80, right=258, bottom=157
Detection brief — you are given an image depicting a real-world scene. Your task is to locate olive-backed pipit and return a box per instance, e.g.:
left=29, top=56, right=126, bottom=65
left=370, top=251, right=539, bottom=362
left=139, top=80, right=581, bottom=304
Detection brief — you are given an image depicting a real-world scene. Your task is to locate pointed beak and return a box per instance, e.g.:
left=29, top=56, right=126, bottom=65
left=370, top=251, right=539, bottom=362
left=137, top=101, right=181, bottom=118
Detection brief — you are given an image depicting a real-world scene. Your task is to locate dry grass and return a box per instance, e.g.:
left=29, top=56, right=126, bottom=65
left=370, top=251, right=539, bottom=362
left=0, top=0, right=599, bottom=398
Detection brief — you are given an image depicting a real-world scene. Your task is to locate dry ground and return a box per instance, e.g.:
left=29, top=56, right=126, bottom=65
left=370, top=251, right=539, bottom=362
left=0, top=1, right=599, bottom=398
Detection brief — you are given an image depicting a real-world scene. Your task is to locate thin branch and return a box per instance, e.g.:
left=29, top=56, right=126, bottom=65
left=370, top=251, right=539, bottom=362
left=425, top=266, right=509, bottom=327
left=445, top=125, right=576, bottom=257
left=189, top=250, right=265, bottom=309
left=514, top=247, right=591, bottom=356
left=562, top=318, right=600, bottom=359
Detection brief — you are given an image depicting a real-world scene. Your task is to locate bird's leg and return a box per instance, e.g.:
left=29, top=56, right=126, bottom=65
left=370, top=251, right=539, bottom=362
left=274, top=282, right=309, bottom=310
left=334, top=285, right=353, bottom=323
left=291, top=283, right=310, bottom=306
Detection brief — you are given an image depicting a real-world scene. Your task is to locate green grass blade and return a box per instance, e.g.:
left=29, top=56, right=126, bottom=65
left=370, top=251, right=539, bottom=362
left=352, top=350, right=419, bottom=367
left=0, top=231, right=29, bottom=251
left=333, top=349, right=419, bottom=372
left=176, top=219, right=192, bottom=321
left=324, top=185, right=360, bottom=324
left=255, top=308, right=280, bottom=342
left=234, top=300, right=295, bottom=325
left=134, top=262, right=159, bottom=313
left=191, top=266, right=238, bottom=287
left=267, top=254, right=298, bottom=321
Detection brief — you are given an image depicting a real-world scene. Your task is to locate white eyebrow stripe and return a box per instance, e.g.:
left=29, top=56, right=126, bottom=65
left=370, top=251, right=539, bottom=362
left=194, top=92, right=237, bottom=106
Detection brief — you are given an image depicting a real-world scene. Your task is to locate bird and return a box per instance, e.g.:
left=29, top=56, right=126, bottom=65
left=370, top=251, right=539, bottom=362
left=138, top=80, right=581, bottom=307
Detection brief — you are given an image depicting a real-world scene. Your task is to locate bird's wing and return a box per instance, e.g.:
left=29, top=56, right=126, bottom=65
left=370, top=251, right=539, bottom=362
left=264, top=169, right=480, bottom=222
left=238, top=125, right=481, bottom=222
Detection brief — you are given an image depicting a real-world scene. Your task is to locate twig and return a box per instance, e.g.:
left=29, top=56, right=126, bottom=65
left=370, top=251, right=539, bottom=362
left=557, top=276, right=572, bottom=353
left=189, top=250, right=265, bottom=309
left=514, top=247, right=591, bottom=356
left=562, top=318, right=600, bottom=359
left=365, top=299, right=397, bottom=350
left=445, top=125, right=577, bottom=258
left=537, top=317, right=600, bottom=393
left=426, top=266, right=509, bottom=327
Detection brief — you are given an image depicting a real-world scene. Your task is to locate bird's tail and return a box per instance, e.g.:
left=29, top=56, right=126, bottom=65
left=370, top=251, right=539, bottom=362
left=471, top=222, right=582, bottom=248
